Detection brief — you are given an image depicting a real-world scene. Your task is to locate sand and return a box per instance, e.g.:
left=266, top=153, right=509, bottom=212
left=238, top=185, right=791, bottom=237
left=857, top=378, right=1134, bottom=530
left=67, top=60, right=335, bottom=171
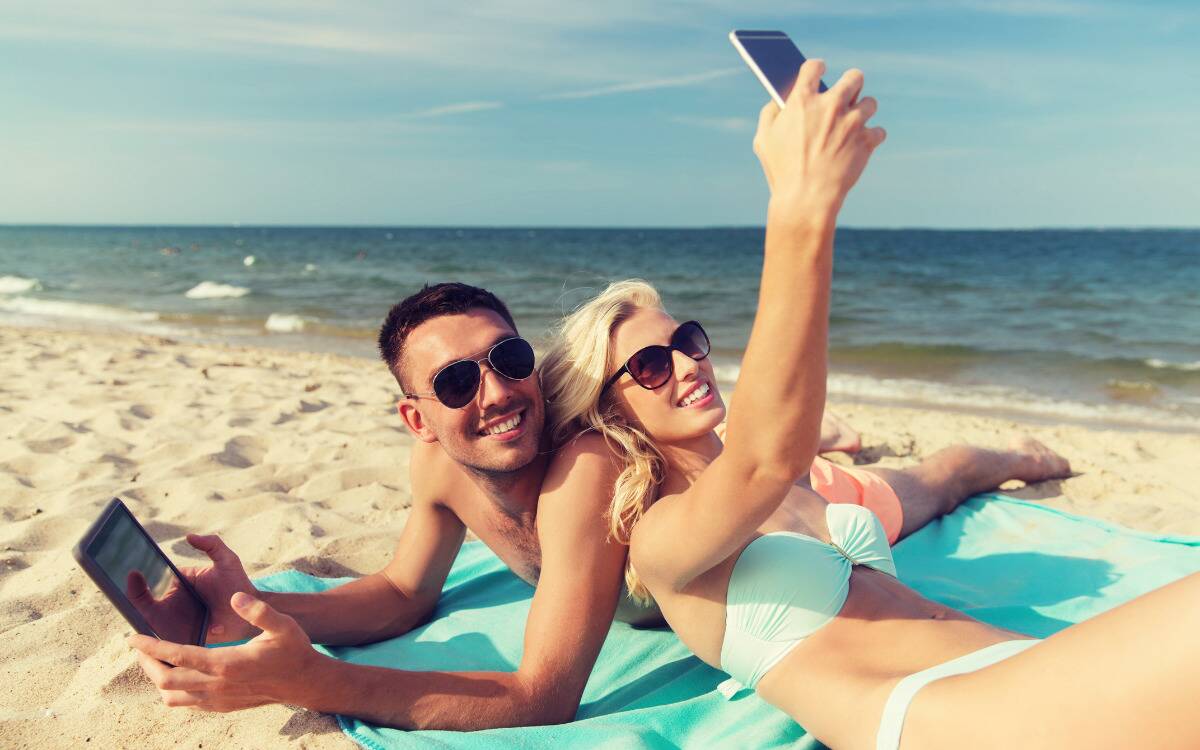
left=1, top=324, right=1196, bottom=748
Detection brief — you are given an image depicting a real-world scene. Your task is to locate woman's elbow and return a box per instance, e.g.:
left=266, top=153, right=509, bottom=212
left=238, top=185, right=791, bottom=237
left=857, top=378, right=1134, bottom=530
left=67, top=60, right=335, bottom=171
left=745, top=454, right=814, bottom=493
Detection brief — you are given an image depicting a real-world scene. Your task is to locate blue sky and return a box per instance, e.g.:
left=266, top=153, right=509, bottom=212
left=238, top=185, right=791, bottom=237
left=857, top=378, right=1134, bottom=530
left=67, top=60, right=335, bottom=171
left=3, top=1, right=1197, bottom=227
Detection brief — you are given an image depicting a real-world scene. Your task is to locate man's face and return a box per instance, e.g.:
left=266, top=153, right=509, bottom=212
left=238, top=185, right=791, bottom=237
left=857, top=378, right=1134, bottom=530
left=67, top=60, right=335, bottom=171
left=401, top=309, right=544, bottom=475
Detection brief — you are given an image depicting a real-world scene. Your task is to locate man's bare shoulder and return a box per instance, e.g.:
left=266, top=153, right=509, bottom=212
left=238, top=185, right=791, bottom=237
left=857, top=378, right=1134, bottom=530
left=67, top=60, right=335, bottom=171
left=554, top=429, right=623, bottom=464
left=409, top=440, right=469, bottom=508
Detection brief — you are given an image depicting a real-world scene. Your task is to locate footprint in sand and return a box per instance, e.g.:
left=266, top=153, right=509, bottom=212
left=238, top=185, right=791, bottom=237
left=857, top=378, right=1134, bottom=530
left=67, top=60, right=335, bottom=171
left=25, top=435, right=76, bottom=454
left=128, top=404, right=155, bottom=420
left=273, top=399, right=333, bottom=426
left=285, top=555, right=358, bottom=578
left=0, top=554, right=31, bottom=583
left=292, top=466, right=396, bottom=498
left=213, top=435, right=268, bottom=469
left=0, top=600, right=43, bottom=632
left=99, top=663, right=154, bottom=698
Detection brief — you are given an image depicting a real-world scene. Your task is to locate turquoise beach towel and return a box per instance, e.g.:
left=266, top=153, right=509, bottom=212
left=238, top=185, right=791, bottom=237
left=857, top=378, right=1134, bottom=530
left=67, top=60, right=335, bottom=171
left=255, top=495, right=1200, bottom=750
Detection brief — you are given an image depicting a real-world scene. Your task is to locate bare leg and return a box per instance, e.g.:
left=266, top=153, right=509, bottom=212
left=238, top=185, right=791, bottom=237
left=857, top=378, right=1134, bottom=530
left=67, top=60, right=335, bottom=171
left=901, top=572, right=1200, bottom=749
left=819, top=411, right=861, bottom=454
left=867, top=437, right=1071, bottom=541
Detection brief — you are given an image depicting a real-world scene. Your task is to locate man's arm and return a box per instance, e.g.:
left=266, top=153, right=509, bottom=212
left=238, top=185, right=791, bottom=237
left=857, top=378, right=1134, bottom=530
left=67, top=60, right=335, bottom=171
left=131, top=434, right=627, bottom=730
left=126, top=445, right=466, bottom=647
left=258, top=494, right=466, bottom=644
left=298, top=432, right=626, bottom=728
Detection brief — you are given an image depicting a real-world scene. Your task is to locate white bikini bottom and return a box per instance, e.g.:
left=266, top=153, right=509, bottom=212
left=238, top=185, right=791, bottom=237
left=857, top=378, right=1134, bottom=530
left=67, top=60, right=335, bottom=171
left=876, top=639, right=1041, bottom=750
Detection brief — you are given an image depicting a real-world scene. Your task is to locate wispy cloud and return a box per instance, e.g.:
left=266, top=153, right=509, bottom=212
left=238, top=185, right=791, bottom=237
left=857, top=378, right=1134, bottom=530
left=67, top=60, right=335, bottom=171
left=85, top=115, right=444, bottom=141
left=684, top=0, right=1106, bottom=18
left=951, top=0, right=1101, bottom=17
left=669, top=115, right=753, bottom=133
left=541, top=68, right=741, bottom=101
left=406, top=101, right=504, bottom=118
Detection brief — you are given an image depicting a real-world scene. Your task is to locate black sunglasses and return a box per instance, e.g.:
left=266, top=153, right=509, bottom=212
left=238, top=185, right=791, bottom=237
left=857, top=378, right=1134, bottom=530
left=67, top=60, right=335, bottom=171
left=602, top=320, right=711, bottom=393
left=405, top=337, right=536, bottom=409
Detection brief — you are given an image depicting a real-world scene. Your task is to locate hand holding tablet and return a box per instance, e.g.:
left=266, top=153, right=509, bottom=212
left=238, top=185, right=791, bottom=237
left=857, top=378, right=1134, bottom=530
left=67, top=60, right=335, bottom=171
left=74, top=498, right=260, bottom=645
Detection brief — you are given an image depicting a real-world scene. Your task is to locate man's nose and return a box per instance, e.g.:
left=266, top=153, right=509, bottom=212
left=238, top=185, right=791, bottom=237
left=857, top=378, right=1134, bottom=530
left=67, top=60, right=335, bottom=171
left=476, top=363, right=516, bottom=408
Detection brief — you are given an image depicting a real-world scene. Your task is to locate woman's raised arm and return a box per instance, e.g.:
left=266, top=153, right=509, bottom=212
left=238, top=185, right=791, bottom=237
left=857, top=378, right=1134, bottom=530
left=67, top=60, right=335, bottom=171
left=633, top=60, right=886, bottom=590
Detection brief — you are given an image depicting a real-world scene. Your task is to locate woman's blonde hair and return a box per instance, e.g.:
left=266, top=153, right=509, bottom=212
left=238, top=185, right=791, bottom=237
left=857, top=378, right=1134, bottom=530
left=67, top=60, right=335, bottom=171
left=540, top=279, right=666, bottom=603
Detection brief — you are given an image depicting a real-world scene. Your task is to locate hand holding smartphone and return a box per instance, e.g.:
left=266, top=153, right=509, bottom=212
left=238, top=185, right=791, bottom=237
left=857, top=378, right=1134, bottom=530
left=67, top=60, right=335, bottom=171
left=729, top=30, right=829, bottom=106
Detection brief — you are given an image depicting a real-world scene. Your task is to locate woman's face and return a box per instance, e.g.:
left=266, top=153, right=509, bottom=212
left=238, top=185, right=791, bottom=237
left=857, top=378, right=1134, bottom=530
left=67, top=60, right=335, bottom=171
left=607, top=307, right=726, bottom=443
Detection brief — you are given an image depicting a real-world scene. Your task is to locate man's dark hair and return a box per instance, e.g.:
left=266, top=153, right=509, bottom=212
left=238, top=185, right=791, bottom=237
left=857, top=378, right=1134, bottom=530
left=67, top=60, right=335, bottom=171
left=378, top=282, right=517, bottom=393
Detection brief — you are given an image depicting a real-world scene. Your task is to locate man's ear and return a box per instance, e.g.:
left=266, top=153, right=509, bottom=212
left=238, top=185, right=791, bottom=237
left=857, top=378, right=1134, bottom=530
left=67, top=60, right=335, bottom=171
left=397, top=399, right=438, bottom=443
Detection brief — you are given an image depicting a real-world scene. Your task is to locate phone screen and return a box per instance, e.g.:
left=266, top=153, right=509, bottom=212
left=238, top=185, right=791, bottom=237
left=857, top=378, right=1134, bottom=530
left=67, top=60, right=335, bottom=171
left=87, top=507, right=206, bottom=644
left=734, top=31, right=829, bottom=100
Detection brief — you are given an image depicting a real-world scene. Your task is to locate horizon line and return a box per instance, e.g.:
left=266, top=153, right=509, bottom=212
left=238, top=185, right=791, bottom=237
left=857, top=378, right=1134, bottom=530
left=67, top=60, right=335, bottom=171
left=3, top=222, right=1199, bottom=232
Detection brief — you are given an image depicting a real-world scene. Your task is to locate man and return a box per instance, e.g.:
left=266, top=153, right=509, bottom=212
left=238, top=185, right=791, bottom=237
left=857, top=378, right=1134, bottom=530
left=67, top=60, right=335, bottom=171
left=129, top=282, right=1069, bottom=729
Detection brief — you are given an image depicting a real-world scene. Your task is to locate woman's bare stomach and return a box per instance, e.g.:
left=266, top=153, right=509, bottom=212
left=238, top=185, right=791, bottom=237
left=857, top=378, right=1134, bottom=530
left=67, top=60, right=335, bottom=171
left=753, top=566, right=1026, bottom=748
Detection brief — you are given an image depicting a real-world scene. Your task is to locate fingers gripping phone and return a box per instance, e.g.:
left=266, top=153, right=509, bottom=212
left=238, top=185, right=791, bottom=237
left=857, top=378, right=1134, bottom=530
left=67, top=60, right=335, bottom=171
left=73, top=498, right=209, bottom=645
left=729, top=30, right=829, bottom=106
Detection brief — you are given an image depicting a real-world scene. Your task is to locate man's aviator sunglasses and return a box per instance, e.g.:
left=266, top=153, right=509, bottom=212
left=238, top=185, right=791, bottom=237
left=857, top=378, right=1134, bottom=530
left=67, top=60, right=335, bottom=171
left=602, top=320, right=711, bottom=393
left=404, top=337, right=536, bottom=409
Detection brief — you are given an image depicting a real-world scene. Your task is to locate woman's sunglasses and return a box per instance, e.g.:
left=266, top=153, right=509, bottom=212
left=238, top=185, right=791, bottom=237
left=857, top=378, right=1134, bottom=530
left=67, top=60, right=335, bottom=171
left=602, top=320, right=711, bottom=393
left=405, top=336, right=536, bottom=409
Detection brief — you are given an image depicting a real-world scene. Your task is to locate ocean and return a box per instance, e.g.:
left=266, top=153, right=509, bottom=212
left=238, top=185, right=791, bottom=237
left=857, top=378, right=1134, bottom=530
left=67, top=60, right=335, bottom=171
left=2, top=226, right=1198, bottom=431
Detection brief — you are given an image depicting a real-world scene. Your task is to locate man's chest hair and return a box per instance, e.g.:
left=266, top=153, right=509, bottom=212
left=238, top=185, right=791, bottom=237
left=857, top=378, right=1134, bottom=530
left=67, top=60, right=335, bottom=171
left=450, top=487, right=542, bottom=585
left=481, top=504, right=542, bottom=584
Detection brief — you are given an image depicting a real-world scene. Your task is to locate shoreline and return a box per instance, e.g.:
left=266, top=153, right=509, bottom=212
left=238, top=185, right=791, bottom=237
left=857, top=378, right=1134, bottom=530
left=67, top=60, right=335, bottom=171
left=1, top=323, right=1197, bottom=748
left=5, top=316, right=1194, bottom=435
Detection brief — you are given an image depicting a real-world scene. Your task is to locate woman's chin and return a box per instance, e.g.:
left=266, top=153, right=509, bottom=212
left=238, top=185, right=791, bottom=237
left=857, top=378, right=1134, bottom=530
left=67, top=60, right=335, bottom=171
left=674, top=402, right=726, bottom=438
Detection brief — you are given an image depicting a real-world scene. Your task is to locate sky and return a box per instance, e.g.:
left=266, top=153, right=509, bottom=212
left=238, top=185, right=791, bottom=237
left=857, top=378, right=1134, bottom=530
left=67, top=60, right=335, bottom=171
left=2, top=1, right=1198, bottom=228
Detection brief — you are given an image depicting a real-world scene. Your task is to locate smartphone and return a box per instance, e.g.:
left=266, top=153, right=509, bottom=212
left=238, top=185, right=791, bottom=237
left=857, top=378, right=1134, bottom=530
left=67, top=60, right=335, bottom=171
left=73, top=498, right=209, bottom=645
left=729, top=30, right=829, bottom=106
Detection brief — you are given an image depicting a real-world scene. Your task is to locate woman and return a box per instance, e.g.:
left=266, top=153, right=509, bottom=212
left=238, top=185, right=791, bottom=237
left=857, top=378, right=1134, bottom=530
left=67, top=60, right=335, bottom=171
left=540, top=60, right=1200, bottom=750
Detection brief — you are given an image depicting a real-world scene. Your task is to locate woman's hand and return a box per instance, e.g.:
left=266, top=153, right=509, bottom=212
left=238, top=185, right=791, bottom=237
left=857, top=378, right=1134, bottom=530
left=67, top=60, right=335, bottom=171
left=753, top=59, right=886, bottom=222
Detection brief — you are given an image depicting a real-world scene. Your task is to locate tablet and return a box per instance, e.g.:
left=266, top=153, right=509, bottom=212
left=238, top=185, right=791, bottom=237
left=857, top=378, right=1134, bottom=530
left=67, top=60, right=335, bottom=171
left=73, top=498, right=209, bottom=645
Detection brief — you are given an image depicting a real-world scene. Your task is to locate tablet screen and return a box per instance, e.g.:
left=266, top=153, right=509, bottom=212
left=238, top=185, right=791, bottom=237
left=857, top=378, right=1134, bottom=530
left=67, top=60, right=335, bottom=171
left=87, top=507, right=206, bottom=644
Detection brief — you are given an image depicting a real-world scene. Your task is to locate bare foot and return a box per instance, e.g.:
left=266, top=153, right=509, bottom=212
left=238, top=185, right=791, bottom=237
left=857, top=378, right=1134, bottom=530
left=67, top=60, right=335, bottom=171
left=1006, top=437, right=1072, bottom=483
left=819, top=411, right=862, bottom=454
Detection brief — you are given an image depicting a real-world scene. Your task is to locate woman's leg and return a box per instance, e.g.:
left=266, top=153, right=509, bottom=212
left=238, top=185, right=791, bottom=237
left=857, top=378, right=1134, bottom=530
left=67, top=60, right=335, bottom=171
left=899, top=571, right=1200, bottom=750
left=820, top=410, right=862, bottom=454
left=868, top=437, right=1071, bottom=540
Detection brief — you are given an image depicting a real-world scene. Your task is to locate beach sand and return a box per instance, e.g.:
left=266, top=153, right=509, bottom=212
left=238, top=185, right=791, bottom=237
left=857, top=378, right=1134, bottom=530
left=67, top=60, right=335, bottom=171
left=2, top=324, right=1197, bottom=748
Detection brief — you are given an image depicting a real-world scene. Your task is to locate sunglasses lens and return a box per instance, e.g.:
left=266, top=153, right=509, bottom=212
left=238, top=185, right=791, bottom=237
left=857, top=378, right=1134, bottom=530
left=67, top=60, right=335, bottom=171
left=433, top=361, right=481, bottom=408
left=674, top=322, right=710, bottom=360
left=628, top=346, right=673, bottom=389
left=489, top=338, right=535, bottom=380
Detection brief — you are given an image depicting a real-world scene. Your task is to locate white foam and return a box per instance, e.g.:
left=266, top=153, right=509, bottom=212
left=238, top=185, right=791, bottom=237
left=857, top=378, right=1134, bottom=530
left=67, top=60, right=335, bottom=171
left=265, top=313, right=305, bottom=333
left=826, top=372, right=1200, bottom=429
left=712, top=363, right=742, bottom=384
left=243, top=255, right=256, bottom=267
left=0, top=275, right=41, bottom=294
left=1145, top=358, right=1200, bottom=372
left=0, top=296, right=158, bottom=323
left=711, top=359, right=1200, bottom=430
left=303, top=263, right=318, bottom=273
left=184, top=281, right=251, bottom=300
